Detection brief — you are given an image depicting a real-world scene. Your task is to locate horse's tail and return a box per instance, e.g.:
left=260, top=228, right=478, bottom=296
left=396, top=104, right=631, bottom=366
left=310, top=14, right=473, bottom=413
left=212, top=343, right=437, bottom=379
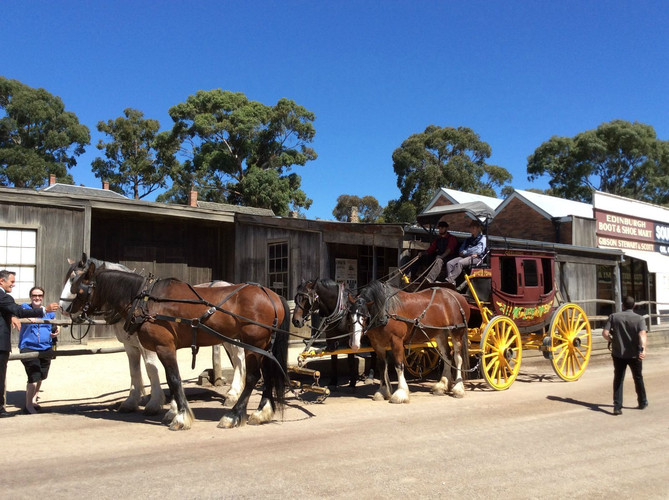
left=265, top=295, right=290, bottom=413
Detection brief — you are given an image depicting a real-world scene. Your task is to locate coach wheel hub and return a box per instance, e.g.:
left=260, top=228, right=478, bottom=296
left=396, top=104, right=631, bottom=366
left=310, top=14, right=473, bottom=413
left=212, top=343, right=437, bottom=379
left=573, top=337, right=581, bottom=348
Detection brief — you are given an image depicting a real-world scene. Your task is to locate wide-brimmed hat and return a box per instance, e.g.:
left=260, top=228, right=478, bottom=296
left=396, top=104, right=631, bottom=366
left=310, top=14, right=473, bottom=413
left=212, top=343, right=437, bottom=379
left=437, top=220, right=449, bottom=228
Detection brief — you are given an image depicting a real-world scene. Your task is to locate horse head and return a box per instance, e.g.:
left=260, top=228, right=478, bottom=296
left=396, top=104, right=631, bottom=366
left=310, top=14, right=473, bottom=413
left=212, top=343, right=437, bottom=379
left=59, top=253, right=98, bottom=321
left=292, top=279, right=318, bottom=328
left=347, top=291, right=373, bottom=351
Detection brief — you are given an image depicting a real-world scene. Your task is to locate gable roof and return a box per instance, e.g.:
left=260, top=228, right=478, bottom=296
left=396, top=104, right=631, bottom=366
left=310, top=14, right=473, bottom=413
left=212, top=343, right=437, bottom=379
left=42, top=183, right=129, bottom=200
left=495, top=189, right=593, bottom=220
left=424, top=187, right=503, bottom=212
left=197, top=200, right=274, bottom=216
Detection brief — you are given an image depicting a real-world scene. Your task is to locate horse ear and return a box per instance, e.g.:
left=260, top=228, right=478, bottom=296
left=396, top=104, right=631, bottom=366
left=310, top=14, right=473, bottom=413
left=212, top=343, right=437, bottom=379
left=80, top=252, right=88, bottom=266
left=85, top=261, right=96, bottom=279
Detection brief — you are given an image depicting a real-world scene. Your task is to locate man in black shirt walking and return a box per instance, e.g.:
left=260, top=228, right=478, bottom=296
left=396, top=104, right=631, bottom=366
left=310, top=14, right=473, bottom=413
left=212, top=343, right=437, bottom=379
left=602, top=296, right=648, bottom=416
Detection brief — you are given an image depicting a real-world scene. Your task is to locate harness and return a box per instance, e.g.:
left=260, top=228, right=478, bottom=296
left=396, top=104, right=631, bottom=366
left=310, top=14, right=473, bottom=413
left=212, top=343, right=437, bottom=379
left=76, top=273, right=290, bottom=383
left=301, top=282, right=352, bottom=350
left=126, top=277, right=283, bottom=370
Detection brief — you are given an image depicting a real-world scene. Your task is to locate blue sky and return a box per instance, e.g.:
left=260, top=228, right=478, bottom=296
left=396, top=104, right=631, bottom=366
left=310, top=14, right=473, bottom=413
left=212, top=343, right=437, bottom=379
left=3, top=1, right=668, bottom=219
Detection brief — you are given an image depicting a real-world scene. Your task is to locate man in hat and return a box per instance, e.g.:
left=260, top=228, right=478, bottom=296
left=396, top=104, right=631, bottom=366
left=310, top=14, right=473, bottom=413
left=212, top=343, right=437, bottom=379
left=410, top=220, right=458, bottom=283
left=444, top=218, right=487, bottom=285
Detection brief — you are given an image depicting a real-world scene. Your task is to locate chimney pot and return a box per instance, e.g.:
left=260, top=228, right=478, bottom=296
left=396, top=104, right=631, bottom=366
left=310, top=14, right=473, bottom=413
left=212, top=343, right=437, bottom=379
left=102, top=181, right=109, bottom=190
left=49, top=174, right=56, bottom=186
left=189, top=190, right=198, bottom=207
left=350, top=206, right=360, bottom=223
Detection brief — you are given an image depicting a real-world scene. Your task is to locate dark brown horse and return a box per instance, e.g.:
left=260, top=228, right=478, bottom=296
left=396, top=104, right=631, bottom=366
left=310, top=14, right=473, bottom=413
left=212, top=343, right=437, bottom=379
left=61, top=256, right=290, bottom=430
left=349, top=281, right=470, bottom=403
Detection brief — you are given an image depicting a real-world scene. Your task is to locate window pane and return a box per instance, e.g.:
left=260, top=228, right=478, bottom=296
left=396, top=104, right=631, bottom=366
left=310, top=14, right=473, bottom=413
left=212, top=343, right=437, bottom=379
left=22, top=231, right=36, bottom=248
left=21, top=247, right=36, bottom=265
left=7, top=230, right=23, bottom=247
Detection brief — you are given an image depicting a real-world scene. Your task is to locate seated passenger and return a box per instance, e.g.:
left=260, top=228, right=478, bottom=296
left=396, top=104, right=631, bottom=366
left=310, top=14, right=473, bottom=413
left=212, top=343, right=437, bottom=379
left=409, top=220, right=458, bottom=283
left=444, top=219, right=487, bottom=285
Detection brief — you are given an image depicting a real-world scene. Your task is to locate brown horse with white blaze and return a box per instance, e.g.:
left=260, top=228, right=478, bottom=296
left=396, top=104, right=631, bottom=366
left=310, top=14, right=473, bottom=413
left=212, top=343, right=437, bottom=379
left=349, top=281, right=470, bottom=403
left=63, top=256, right=290, bottom=430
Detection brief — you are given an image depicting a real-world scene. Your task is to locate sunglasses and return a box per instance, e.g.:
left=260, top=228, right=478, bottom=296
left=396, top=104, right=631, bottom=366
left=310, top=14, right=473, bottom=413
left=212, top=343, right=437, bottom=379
left=31, top=295, right=44, bottom=298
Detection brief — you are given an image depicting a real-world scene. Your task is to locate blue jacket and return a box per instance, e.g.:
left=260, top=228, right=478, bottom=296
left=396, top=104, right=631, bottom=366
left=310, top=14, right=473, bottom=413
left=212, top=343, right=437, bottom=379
left=459, top=234, right=487, bottom=257
left=18, top=304, right=55, bottom=351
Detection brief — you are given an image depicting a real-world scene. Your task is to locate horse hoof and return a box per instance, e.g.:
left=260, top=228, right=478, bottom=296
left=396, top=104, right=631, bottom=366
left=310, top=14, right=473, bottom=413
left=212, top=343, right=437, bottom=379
left=451, top=387, right=465, bottom=399
left=372, top=392, right=386, bottom=402
left=143, top=403, right=162, bottom=416
left=168, top=413, right=192, bottom=431
left=218, top=415, right=242, bottom=428
left=431, top=386, right=447, bottom=396
left=390, top=390, right=410, bottom=404
left=117, top=401, right=139, bottom=413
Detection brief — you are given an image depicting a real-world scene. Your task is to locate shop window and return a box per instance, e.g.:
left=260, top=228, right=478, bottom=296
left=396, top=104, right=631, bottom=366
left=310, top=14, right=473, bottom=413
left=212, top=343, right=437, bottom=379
left=268, top=241, right=289, bottom=299
left=0, top=228, right=37, bottom=299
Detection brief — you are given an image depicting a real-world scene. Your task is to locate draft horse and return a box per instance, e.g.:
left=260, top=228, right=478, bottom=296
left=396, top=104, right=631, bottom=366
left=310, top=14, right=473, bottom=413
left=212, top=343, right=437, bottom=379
left=60, top=257, right=248, bottom=412
left=62, top=258, right=290, bottom=430
left=60, top=256, right=165, bottom=415
left=349, top=281, right=470, bottom=403
left=292, top=278, right=359, bottom=387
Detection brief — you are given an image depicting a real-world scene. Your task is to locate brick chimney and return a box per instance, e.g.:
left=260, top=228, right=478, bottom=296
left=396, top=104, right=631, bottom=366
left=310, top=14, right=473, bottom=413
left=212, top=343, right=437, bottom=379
left=350, top=206, right=360, bottom=223
left=102, top=180, right=109, bottom=190
left=49, top=174, right=56, bottom=186
left=189, top=190, right=198, bottom=208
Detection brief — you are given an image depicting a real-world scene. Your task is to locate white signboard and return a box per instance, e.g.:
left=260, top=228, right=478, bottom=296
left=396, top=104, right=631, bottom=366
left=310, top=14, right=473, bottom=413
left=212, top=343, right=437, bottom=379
left=335, top=258, right=357, bottom=290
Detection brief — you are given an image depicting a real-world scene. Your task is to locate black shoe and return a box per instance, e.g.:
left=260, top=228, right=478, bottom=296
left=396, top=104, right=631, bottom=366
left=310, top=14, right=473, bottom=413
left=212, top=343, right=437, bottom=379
left=613, top=408, right=622, bottom=416
left=638, top=402, right=648, bottom=410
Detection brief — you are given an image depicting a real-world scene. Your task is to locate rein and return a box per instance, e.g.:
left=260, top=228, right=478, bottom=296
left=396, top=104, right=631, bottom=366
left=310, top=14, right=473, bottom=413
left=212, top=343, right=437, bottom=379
left=75, top=273, right=294, bottom=385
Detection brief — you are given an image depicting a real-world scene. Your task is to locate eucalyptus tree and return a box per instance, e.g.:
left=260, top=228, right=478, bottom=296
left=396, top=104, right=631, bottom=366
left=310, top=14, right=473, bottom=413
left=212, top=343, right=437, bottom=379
left=527, top=120, right=669, bottom=204
left=159, top=90, right=315, bottom=215
left=385, top=125, right=511, bottom=222
left=91, top=108, right=177, bottom=199
left=0, top=77, right=89, bottom=187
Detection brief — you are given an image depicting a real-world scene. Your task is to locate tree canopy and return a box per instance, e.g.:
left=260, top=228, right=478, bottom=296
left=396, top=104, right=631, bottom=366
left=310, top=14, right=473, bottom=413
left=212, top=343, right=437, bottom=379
left=527, top=120, right=669, bottom=204
left=91, top=108, right=177, bottom=199
left=332, top=194, right=383, bottom=222
left=0, top=77, right=90, bottom=188
left=384, top=125, right=512, bottom=222
left=157, top=90, right=316, bottom=215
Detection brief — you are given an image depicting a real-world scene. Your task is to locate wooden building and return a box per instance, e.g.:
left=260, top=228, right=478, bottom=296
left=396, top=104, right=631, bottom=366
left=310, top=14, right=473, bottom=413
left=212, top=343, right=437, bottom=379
left=0, top=184, right=404, bottom=341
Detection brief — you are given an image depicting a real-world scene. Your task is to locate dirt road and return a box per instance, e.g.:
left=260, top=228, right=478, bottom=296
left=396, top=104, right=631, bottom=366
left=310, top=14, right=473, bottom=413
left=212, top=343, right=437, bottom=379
left=1, top=346, right=668, bottom=499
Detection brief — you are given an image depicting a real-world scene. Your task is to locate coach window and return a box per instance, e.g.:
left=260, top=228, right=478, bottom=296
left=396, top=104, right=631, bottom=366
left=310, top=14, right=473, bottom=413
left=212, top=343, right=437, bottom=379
left=523, top=259, right=538, bottom=287
left=0, top=228, right=37, bottom=299
left=268, top=241, right=289, bottom=299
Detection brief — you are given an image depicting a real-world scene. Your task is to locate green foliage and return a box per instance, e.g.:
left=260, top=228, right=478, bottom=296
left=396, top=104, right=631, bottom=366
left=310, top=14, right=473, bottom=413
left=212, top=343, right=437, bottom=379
left=162, top=89, right=316, bottom=215
left=386, top=125, right=512, bottom=222
left=382, top=200, right=417, bottom=224
left=0, top=77, right=90, bottom=188
left=527, top=120, right=669, bottom=204
left=91, top=108, right=177, bottom=199
left=332, top=194, right=383, bottom=222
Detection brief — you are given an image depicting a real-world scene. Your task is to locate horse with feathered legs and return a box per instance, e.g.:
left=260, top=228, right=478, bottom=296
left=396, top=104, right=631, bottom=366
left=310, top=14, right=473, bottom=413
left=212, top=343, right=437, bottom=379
left=60, top=256, right=165, bottom=415
left=62, top=257, right=289, bottom=430
left=60, top=256, right=247, bottom=413
left=292, top=278, right=359, bottom=387
left=348, top=281, right=470, bottom=403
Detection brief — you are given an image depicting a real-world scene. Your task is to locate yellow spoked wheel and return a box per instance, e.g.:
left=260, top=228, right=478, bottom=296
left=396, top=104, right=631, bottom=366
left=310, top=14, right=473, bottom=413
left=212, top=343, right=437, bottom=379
left=549, top=303, right=591, bottom=381
left=405, top=347, right=441, bottom=378
left=480, top=316, right=522, bottom=390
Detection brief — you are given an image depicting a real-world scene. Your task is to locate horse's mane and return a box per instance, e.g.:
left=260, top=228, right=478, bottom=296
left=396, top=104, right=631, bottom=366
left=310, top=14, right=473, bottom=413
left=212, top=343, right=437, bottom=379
left=93, top=269, right=145, bottom=310
left=361, top=280, right=400, bottom=316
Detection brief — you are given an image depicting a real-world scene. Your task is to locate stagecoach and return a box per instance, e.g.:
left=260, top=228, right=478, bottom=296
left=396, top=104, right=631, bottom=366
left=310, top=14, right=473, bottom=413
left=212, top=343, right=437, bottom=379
left=296, top=201, right=592, bottom=392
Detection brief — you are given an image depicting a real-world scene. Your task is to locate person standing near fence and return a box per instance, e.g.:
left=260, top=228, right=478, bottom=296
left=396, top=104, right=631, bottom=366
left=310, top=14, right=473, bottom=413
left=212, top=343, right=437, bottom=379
left=0, top=270, right=59, bottom=418
left=601, top=296, right=648, bottom=416
left=18, top=286, right=59, bottom=414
